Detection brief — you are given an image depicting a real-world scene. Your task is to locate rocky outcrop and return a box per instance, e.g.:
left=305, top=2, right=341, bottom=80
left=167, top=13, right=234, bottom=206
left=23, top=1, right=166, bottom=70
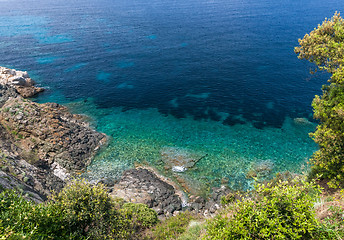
left=188, top=185, right=233, bottom=216
left=0, top=169, right=45, bottom=203
left=0, top=67, right=107, bottom=197
left=0, top=97, right=106, bottom=173
left=109, top=167, right=238, bottom=218
left=111, top=168, right=183, bottom=216
left=0, top=66, right=44, bottom=97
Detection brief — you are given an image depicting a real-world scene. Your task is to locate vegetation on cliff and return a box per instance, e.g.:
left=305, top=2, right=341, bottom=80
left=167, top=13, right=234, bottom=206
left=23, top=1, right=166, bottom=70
left=3, top=176, right=344, bottom=240
left=0, top=180, right=158, bottom=239
left=295, top=12, right=344, bottom=188
left=205, top=178, right=326, bottom=239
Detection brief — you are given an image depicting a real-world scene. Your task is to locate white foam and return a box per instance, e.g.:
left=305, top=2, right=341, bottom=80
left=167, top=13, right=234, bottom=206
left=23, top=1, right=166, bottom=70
left=172, top=166, right=187, bottom=173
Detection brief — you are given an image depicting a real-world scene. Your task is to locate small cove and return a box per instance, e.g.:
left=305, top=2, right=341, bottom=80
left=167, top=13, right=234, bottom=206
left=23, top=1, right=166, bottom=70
left=1, top=0, right=343, bottom=194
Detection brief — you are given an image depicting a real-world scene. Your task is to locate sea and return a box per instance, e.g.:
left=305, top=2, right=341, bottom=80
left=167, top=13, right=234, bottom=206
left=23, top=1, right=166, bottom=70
left=1, top=0, right=343, bottom=194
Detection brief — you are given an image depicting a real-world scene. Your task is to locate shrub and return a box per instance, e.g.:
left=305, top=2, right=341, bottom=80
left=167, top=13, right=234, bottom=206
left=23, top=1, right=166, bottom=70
left=0, top=180, right=159, bottom=239
left=295, top=12, right=344, bottom=188
left=147, top=211, right=195, bottom=240
left=120, top=202, right=158, bottom=229
left=205, top=180, right=327, bottom=240
left=0, top=189, right=38, bottom=239
left=48, top=179, right=130, bottom=239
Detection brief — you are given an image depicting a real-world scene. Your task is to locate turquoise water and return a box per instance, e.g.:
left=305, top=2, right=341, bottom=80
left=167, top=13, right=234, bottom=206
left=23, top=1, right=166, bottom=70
left=1, top=0, right=341, bottom=194
left=66, top=98, right=317, bottom=194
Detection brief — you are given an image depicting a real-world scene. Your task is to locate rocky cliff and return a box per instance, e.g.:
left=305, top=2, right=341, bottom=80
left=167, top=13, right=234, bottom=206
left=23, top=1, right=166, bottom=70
left=0, top=67, right=106, bottom=200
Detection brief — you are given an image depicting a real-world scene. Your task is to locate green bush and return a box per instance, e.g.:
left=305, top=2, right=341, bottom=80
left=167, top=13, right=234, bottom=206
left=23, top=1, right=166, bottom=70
left=295, top=12, right=344, bottom=188
left=0, top=180, right=159, bottom=239
left=0, top=189, right=39, bottom=239
left=205, top=180, right=326, bottom=240
left=147, top=211, right=195, bottom=240
left=47, top=180, right=131, bottom=239
left=120, top=202, right=158, bottom=229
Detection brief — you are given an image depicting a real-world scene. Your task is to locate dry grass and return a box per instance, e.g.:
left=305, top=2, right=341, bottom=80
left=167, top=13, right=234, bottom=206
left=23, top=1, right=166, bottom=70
left=315, top=179, right=344, bottom=222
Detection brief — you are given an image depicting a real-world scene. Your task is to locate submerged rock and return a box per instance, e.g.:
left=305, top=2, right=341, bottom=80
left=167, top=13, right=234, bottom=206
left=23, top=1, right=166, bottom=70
left=246, top=159, right=274, bottom=179
left=160, top=146, right=206, bottom=172
left=293, top=117, right=312, bottom=125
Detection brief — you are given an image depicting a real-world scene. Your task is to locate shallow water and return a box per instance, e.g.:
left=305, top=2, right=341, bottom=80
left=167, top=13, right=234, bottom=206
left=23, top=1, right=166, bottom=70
left=1, top=0, right=342, bottom=193
left=66, top=98, right=317, bottom=193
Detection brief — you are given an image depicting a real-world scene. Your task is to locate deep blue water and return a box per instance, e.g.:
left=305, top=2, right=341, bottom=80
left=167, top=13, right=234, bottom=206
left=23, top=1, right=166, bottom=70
left=1, top=0, right=341, bottom=128
left=1, top=0, right=343, bottom=191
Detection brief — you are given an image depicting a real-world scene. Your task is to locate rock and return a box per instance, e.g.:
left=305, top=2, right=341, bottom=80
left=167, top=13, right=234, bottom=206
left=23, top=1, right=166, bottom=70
left=111, top=168, right=182, bottom=216
left=0, top=66, right=44, bottom=97
left=98, top=177, right=116, bottom=187
left=0, top=96, right=107, bottom=174
left=0, top=84, right=18, bottom=107
left=246, top=160, right=274, bottom=179
left=188, top=195, right=206, bottom=212
left=293, top=117, right=312, bottom=125
left=160, top=146, right=206, bottom=172
left=15, top=86, right=44, bottom=98
left=0, top=67, right=107, bottom=197
left=188, top=185, right=234, bottom=217
left=0, top=169, right=45, bottom=203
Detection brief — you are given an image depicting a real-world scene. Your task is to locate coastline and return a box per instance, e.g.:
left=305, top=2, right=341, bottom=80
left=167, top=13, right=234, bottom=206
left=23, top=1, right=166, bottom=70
left=0, top=66, right=233, bottom=218
left=0, top=66, right=319, bottom=219
left=0, top=66, right=107, bottom=198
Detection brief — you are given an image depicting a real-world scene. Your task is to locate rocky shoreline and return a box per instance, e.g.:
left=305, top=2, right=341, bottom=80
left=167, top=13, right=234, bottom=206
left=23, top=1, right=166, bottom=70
left=109, top=167, right=233, bottom=217
left=0, top=67, right=44, bottom=98
left=0, top=66, right=106, bottom=200
left=0, top=66, right=231, bottom=217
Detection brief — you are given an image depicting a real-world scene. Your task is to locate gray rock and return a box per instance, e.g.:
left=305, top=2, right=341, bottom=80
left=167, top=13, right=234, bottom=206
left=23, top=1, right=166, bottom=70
left=0, top=170, right=45, bottom=203
left=112, top=168, right=182, bottom=216
left=0, top=69, right=107, bottom=198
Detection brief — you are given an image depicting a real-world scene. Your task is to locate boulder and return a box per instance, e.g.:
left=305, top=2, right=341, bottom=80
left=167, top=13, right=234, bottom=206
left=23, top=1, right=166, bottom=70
left=0, top=66, right=44, bottom=97
left=111, top=168, right=183, bottom=216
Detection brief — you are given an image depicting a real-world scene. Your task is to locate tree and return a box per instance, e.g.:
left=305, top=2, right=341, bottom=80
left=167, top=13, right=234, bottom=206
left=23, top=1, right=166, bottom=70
left=295, top=12, right=344, bottom=187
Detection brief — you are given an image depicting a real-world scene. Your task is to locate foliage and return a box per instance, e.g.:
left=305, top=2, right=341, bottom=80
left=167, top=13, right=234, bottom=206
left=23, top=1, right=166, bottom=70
left=204, top=179, right=327, bottom=240
left=295, top=12, right=344, bottom=188
left=0, top=180, right=158, bottom=239
left=47, top=180, right=130, bottom=239
left=295, top=12, right=344, bottom=74
left=120, top=202, right=158, bottom=229
left=146, top=211, right=195, bottom=240
left=177, top=221, right=204, bottom=240
left=0, top=190, right=37, bottom=239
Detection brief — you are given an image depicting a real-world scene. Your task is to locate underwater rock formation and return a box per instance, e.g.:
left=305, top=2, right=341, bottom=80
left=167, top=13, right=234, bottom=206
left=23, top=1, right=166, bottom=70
left=246, top=159, right=274, bottom=179
left=160, top=146, right=206, bottom=172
